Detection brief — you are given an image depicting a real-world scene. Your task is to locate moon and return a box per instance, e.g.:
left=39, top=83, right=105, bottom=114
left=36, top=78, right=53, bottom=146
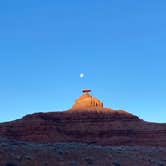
left=80, top=73, right=84, bottom=78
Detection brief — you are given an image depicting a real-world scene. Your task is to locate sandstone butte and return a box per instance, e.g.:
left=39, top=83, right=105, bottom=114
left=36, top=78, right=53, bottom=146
left=0, top=89, right=166, bottom=147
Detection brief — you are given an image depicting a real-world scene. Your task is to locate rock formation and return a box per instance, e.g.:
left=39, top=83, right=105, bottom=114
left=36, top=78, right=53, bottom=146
left=0, top=89, right=166, bottom=147
left=71, top=89, right=103, bottom=110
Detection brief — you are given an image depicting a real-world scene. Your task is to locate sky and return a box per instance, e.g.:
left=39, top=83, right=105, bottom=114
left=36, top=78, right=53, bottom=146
left=0, top=0, right=166, bottom=123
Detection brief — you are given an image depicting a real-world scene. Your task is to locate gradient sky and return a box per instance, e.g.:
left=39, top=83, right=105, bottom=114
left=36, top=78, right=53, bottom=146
left=0, top=1, right=166, bottom=122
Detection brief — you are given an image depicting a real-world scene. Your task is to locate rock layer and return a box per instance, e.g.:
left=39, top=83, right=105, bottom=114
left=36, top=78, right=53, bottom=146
left=0, top=110, right=166, bottom=147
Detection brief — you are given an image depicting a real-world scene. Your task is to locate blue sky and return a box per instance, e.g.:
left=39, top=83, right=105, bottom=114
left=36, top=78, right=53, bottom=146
left=0, top=1, right=166, bottom=122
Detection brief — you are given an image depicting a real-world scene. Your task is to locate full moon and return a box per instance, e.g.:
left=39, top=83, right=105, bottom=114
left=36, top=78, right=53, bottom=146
left=80, top=73, right=84, bottom=78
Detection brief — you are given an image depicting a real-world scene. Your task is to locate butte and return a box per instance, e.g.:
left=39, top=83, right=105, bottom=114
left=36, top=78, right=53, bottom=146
left=67, top=89, right=128, bottom=114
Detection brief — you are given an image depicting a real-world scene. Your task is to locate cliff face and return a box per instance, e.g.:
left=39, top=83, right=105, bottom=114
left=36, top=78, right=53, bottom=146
left=0, top=110, right=166, bottom=147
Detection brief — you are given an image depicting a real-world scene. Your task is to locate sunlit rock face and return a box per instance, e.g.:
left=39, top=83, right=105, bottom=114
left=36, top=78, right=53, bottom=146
left=72, top=89, right=103, bottom=110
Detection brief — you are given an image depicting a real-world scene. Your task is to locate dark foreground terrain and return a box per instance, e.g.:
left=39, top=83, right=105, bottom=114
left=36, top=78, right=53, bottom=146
left=0, top=138, right=166, bottom=166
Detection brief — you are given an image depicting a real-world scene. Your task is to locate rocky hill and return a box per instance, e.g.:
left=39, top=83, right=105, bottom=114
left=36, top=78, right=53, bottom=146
left=0, top=90, right=166, bottom=165
left=0, top=110, right=166, bottom=147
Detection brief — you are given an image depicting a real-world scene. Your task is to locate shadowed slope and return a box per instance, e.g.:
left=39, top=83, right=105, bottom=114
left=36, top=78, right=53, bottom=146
left=0, top=110, right=166, bottom=147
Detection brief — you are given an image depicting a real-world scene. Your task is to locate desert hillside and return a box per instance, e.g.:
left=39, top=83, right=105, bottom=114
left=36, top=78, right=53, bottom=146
left=0, top=111, right=166, bottom=147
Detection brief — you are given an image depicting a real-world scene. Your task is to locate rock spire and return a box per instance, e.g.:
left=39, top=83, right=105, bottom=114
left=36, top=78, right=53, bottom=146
left=72, top=89, right=103, bottom=109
